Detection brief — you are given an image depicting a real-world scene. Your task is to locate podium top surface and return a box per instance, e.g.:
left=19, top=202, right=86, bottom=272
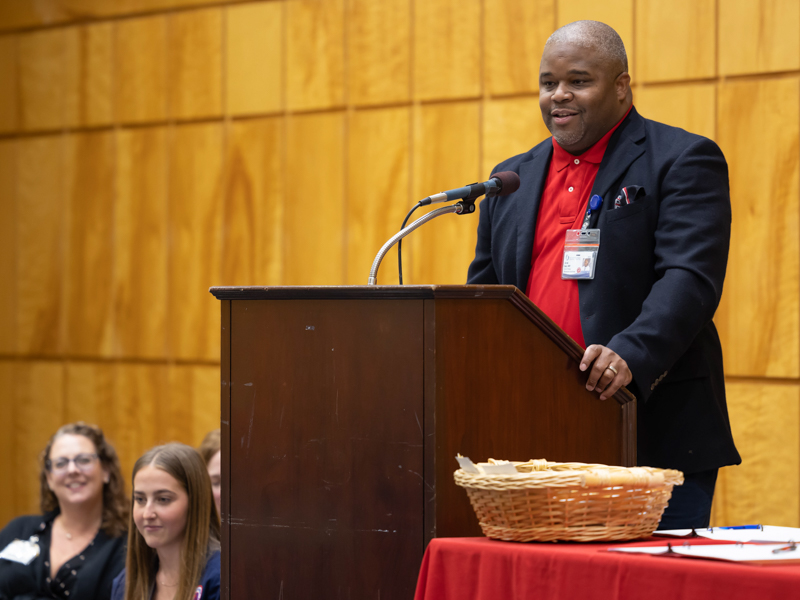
left=209, top=284, right=519, bottom=301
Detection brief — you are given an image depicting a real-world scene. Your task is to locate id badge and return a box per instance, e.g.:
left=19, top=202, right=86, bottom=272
left=562, top=229, right=600, bottom=280
left=0, top=536, right=40, bottom=565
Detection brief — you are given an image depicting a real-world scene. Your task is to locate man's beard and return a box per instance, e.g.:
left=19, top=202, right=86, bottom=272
left=548, top=119, right=585, bottom=148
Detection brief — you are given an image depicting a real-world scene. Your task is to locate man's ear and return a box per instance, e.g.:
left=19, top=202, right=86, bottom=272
left=615, top=72, right=631, bottom=101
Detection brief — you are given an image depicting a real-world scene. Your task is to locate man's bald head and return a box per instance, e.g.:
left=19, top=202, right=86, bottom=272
left=544, top=21, right=628, bottom=76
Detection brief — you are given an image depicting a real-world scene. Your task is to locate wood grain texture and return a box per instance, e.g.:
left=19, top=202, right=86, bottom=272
left=114, top=126, right=168, bottom=359
left=0, top=141, right=15, bottom=354
left=286, top=0, right=345, bottom=111
left=18, top=28, right=66, bottom=131
left=64, top=131, right=115, bottom=358
left=168, top=122, right=223, bottom=361
left=413, top=0, right=480, bottom=101
left=719, top=0, right=800, bottom=76
left=485, top=0, right=554, bottom=97
left=0, top=361, right=15, bottom=523
left=223, top=117, right=284, bottom=287
left=712, top=382, right=799, bottom=527
left=348, top=0, right=410, bottom=106
left=167, top=364, right=220, bottom=448
left=0, top=35, right=18, bottom=133
left=189, top=364, right=221, bottom=447
left=346, top=107, right=410, bottom=285
left=634, top=83, right=716, bottom=141
left=17, top=136, right=64, bottom=356
left=716, top=78, right=800, bottom=378
left=636, top=0, right=715, bottom=83
left=168, top=8, right=223, bottom=119
left=14, top=361, right=65, bottom=515
left=115, top=15, right=168, bottom=124
left=284, top=111, right=345, bottom=285
left=64, top=361, right=115, bottom=429
left=63, top=22, right=113, bottom=128
left=226, top=2, right=283, bottom=116
left=483, top=97, right=550, bottom=178
left=410, top=102, right=480, bottom=284
left=556, top=0, right=633, bottom=77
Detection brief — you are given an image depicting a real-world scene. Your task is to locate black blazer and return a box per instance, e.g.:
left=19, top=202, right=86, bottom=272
left=468, top=108, right=741, bottom=474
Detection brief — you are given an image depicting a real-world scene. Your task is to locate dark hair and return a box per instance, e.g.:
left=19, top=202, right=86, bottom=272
left=197, top=429, right=220, bottom=465
left=39, top=422, right=128, bottom=538
left=124, top=443, right=220, bottom=600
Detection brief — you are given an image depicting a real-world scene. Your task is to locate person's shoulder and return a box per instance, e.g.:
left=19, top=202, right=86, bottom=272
left=490, top=137, right=552, bottom=176
left=204, top=550, right=221, bottom=578
left=201, top=551, right=221, bottom=600
left=0, top=514, right=47, bottom=542
left=636, top=111, right=722, bottom=155
left=111, top=568, right=126, bottom=600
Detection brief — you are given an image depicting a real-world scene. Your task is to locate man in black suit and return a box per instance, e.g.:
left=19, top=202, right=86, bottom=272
left=467, top=21, right=740, bottom=528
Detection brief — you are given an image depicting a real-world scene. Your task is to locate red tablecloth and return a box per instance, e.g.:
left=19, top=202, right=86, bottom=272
left=414, top=537, right=800, bottom=600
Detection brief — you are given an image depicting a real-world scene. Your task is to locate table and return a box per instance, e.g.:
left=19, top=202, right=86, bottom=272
left=414, top=537, right=800, bottom=600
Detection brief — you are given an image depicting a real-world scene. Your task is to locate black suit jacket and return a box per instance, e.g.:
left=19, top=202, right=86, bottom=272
left=467, top=108, right=741, bottom=473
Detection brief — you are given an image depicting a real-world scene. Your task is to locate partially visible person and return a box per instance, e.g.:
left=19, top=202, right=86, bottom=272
left=0, top=422, right=128, bottom=600
left=112, top=443, right=220, bottom=600
left=197, top=430, right=221, bottom=517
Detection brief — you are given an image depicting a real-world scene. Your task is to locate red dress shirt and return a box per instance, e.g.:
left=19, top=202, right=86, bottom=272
left=526, top=107, right=632, bottom=348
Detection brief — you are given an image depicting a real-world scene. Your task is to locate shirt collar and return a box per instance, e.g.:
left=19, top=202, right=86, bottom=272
left=551, top=105, right=634, bottom=172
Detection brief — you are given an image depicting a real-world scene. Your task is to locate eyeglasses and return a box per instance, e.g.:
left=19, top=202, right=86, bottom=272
left=46, top=453, right=99, bottom=474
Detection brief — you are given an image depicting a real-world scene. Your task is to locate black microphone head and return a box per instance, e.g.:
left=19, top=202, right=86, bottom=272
left=491, top=171, right=520, bottom=196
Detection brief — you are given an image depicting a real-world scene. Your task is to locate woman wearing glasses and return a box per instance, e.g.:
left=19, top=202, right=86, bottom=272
left=0, top=422, right=128, bottom=600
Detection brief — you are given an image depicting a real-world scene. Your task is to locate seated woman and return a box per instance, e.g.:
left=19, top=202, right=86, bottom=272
left=112, top=443, right=220, bottom=600
left=0, top=422, right=128, bottom=600
left=197, top=430, right=221, bottom=517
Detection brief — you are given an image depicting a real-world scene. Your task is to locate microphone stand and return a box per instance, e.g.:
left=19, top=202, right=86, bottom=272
left=367, top=200, right=475, bottom=285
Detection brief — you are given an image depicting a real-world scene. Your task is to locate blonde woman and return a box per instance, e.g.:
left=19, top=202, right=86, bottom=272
left=112, top=444, right=220, bottom=600
left=0, top=422, right=128, bottom=599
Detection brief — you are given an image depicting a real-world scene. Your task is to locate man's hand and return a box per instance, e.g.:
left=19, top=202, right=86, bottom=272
left=580, top=345, right=633, bottom=400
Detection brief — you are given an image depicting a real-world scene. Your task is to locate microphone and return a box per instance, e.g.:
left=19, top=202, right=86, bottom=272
left=420, top=171, right=521, bottom=206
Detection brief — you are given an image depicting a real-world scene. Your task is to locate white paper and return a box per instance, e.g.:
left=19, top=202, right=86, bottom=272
left=610, top=542, right=799, bottom=563
left=455, top=455, right=481, bottom=474
left=656, top=525, right=800, bottom=544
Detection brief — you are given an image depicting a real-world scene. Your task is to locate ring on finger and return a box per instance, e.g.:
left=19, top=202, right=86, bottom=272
left=606, top=364, right=618, bottom=376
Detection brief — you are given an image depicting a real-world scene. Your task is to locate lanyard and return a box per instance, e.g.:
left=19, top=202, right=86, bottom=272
left=580, top=194, right=603, bottom=230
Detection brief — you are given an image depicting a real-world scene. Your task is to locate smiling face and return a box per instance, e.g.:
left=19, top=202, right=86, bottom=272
left=45, top=434, right=107, bottom=509
left=133, top=465, right=189, bottom=554
left=539, top=40, right=631, bottom=154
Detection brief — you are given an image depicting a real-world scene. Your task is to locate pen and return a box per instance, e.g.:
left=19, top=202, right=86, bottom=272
left=772, top=542, right=796, bottom=554
left=719, top=525, right=762, bottom=530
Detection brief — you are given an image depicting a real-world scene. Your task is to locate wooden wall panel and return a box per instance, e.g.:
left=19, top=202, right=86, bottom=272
left=14, top=361, right=65, bottom=514
left=636, top=0, right=715, bottom=83
left=414, top=0, right=480, bottom=102
left=189, top=365, right=221, bottom=447
left=286, top=0, right=345, bottom=111
left=65, top=131, right=115, bottom=358
left=223, top=117, right=284, bottom=287
left=483, top=97, right=550, bottom=178
left=112, top=363, right=165, bottom=480
left=346, top=107, right=410, bottom=285
left=226, top=2, right=283, bottom=116
left=114, top=126, right=168, bottom=359
left=0, top=35, right=18, bottom=133
left=411, top=102, right=480, bottom=284
left=712, top=382, right=800, bottom=527
left=17, top=136, right=64, bottom=356
left=64, top=23, right=114, bottom=128
left=64, top=361, right=115, bottom=430
left=719, top=0, right=800, bottom=76
left=168, top=8, right=223, bottom=120
left=0, top=141, right=15, bottom=354
left=348, top=0, right=410, bottom=106
left=716, top=78, right=800, bottom=378
left=634, top=83, right=716, bottom=141
left=284, top=111, right=346, bottom=285
left=168, top=122, right=223, bottom=361
left=485, top=0, right=553, bottom=97
left=556, top=0, right=633, bottom=77
left=18, top=29, right=66, bottom=131
left=115, top=15, right=168, bottom=124
left=0, top=362, right=16, bottom=524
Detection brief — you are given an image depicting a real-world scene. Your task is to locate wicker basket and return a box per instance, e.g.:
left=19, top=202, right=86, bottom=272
left=454, top=459, right=684, bottom=542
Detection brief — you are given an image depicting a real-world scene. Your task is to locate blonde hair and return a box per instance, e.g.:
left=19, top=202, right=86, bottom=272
left=39, top=422, right=128, bottom=538
left=123, top=443, right=221, bottom=600
left=197, top=429, right=220, bottom=465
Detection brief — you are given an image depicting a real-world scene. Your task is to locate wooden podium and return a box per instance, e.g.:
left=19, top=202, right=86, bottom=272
left=210, top=285, right=636, bottom=599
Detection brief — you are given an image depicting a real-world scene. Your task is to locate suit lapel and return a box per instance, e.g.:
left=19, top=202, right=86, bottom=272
left=515, top=144, right=553, bottom=289
left=590, top=109, right=646, bottom=202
